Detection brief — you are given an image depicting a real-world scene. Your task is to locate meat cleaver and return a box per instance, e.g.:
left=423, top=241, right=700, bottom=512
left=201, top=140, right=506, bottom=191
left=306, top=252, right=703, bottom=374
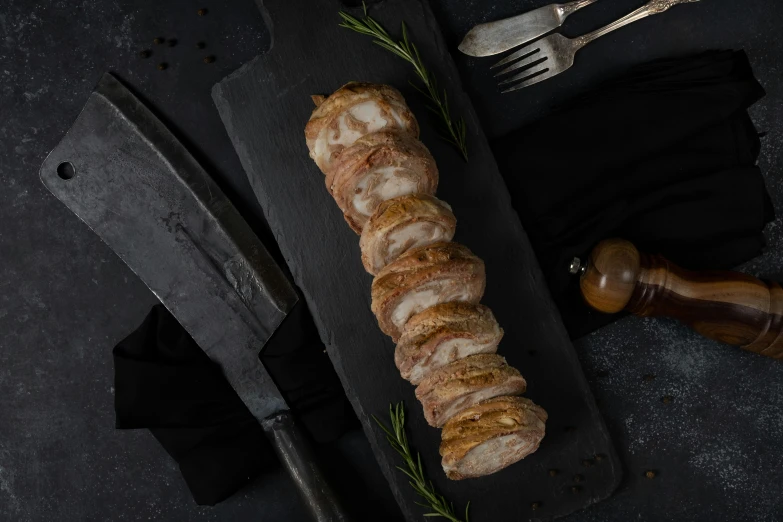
left=39, top=73, right=349, bottom=522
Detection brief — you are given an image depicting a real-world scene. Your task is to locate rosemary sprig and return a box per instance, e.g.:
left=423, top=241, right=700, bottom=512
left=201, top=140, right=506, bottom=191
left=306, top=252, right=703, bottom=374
left=338, top=4, right=469, bottom=162
left=372, top=402, right=470, bottom=522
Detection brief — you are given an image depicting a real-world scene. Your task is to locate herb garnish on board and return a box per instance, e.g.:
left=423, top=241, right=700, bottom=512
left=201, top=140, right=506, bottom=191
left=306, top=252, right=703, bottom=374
left=339, top=4, right=470, bottom=162
left=373, top=402, right=470, bottom=521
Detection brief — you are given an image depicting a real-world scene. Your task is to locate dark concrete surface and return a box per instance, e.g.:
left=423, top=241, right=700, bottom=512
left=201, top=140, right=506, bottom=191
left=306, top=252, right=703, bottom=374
left=1, top=0, right=782, bottom=521
left=1, top=2, right=398, bottom=521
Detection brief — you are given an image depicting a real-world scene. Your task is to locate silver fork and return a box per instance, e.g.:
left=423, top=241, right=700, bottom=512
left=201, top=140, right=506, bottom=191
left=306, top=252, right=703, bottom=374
left=493, top=0, right=701, bottom=93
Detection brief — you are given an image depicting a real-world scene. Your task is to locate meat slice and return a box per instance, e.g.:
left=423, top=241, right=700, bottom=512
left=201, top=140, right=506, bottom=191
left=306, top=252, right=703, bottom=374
left=395, top=303, right=503, bottom=384
left=371, top=242, right=485, bottom=341
left=440, top=396, right=547, bottom=480
left=305, top=82, right=419, bottom=174
left=415, top=354, right=526, bottom=427
left=327, top=131, right=438, bottom=233
left=360, top=194, right=456, bottom=275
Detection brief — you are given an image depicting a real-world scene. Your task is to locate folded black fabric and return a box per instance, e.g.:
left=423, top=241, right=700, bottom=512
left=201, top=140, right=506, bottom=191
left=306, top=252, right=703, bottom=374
left=493, top=50, right=774, bottom=338
left=113, top=301, right=355, bottom=505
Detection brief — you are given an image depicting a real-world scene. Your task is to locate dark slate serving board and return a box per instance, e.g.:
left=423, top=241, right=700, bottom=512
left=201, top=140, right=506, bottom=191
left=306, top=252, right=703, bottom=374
left=212, top=0, right=621, bottom=519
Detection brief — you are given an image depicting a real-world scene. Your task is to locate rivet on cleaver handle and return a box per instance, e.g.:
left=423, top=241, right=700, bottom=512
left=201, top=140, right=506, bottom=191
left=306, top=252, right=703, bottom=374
left=458, top=0, right=598, bottom=57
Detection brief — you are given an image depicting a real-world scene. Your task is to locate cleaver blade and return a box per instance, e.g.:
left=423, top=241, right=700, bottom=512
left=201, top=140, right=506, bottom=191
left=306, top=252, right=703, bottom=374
left=39, top=73, right=348, bottom=521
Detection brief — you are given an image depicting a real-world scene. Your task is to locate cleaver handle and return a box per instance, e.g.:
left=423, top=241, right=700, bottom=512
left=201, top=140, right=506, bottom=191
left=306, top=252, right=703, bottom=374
left=261, top=411, right=351, bottom=521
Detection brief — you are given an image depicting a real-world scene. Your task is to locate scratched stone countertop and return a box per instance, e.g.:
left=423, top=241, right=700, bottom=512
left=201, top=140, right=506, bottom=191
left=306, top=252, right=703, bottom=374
left=1, top=0, right=782, bottom=521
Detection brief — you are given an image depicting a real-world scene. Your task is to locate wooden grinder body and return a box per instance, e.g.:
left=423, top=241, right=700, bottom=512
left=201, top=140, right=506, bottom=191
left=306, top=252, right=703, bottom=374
left=580, top=239, right=783, bottom=359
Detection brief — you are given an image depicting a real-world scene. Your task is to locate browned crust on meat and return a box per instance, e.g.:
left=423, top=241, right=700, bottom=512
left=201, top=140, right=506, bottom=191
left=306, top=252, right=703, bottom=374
left=394, top=302, right=503, bottom=383
left=440, top=396, right=548, bottom=479
left=327, top=131, right=438, bottom=233
left=327, top=131, right=433, bottom=193
left=414, top=354, right=526, bottom=427
left=415, top=354, right=525, bottom=401
left=371, top=242, right=486, bottom=340
left=304, top=82, right=419, bottom=172
left=360, top=194, right=456, bottom=275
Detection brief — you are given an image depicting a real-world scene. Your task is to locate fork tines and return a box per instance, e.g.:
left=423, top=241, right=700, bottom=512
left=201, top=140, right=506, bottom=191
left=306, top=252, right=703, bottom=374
left=492, top=43, right=552, bottom=93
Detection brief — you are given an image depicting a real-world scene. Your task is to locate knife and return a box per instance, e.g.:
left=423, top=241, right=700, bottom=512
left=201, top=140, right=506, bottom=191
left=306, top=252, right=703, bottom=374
left=458, top=0, right=598, bottom=57
left=39, top=73, right=350, bottom=522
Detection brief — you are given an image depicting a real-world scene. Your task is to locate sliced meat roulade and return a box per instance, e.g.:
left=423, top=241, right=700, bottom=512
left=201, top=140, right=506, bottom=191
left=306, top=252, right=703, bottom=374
left=395, top=303, right=503, bottom=385
left=360, top=194, right=456, bottom=275
left=414, top=354, right=526, bottom=428
left=371, top=242, right=485, bottom=341
left=440, top=396, right=547, bottom=480
left=305, top=82, right=419, bottom=174
left=327, top=131, right=438, bottom=233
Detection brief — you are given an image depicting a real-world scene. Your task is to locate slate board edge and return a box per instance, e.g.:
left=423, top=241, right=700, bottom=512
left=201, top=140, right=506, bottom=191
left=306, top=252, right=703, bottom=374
left=211, top=0, right=622, bottom=519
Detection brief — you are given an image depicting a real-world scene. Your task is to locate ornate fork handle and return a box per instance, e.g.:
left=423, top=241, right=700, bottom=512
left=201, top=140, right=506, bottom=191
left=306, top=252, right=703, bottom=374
left=574, top=0, right=700, bottom=48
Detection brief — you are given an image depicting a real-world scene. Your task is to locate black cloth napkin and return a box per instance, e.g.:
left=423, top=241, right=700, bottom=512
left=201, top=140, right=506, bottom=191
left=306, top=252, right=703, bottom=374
left=493, top=50, right=774, bottom=339
left=113, top=301, right=355, bottom=505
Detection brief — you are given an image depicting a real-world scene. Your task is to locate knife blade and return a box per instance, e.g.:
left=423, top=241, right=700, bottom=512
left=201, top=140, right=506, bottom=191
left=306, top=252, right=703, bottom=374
left=458, top=0, right=598, bottom=57
left=39, top=73, right=349, bottom=521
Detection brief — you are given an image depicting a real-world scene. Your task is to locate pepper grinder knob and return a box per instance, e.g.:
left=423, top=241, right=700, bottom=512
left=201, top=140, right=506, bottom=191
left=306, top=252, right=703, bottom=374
left=579, top=239, right=641, bottom=314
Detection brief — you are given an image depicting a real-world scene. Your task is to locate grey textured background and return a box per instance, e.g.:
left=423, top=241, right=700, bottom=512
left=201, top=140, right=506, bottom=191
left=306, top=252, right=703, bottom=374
left=1, top=0, right=782, bottom=521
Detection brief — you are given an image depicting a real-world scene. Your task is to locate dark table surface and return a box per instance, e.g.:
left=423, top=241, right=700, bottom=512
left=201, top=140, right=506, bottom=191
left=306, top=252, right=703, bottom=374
left=1, top=0, right=782, bottom=521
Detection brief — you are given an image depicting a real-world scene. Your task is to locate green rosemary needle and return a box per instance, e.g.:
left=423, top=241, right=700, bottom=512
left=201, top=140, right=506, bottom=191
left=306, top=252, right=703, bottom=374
left=338, top=4, right=469, bottom=162
left=372, top=402, right=470, bottom=522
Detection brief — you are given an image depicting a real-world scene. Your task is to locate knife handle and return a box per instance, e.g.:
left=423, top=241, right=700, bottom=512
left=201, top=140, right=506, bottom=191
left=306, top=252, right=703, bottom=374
left=560, top=0, right=599, bottom=19
left=574, top=0, right=700, bottom=49
left=261, top=411, right=351, bottom=522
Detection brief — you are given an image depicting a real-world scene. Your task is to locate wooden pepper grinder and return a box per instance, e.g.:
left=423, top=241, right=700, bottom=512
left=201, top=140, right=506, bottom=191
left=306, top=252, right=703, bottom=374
left=573, top=238, right=783, bottom=359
